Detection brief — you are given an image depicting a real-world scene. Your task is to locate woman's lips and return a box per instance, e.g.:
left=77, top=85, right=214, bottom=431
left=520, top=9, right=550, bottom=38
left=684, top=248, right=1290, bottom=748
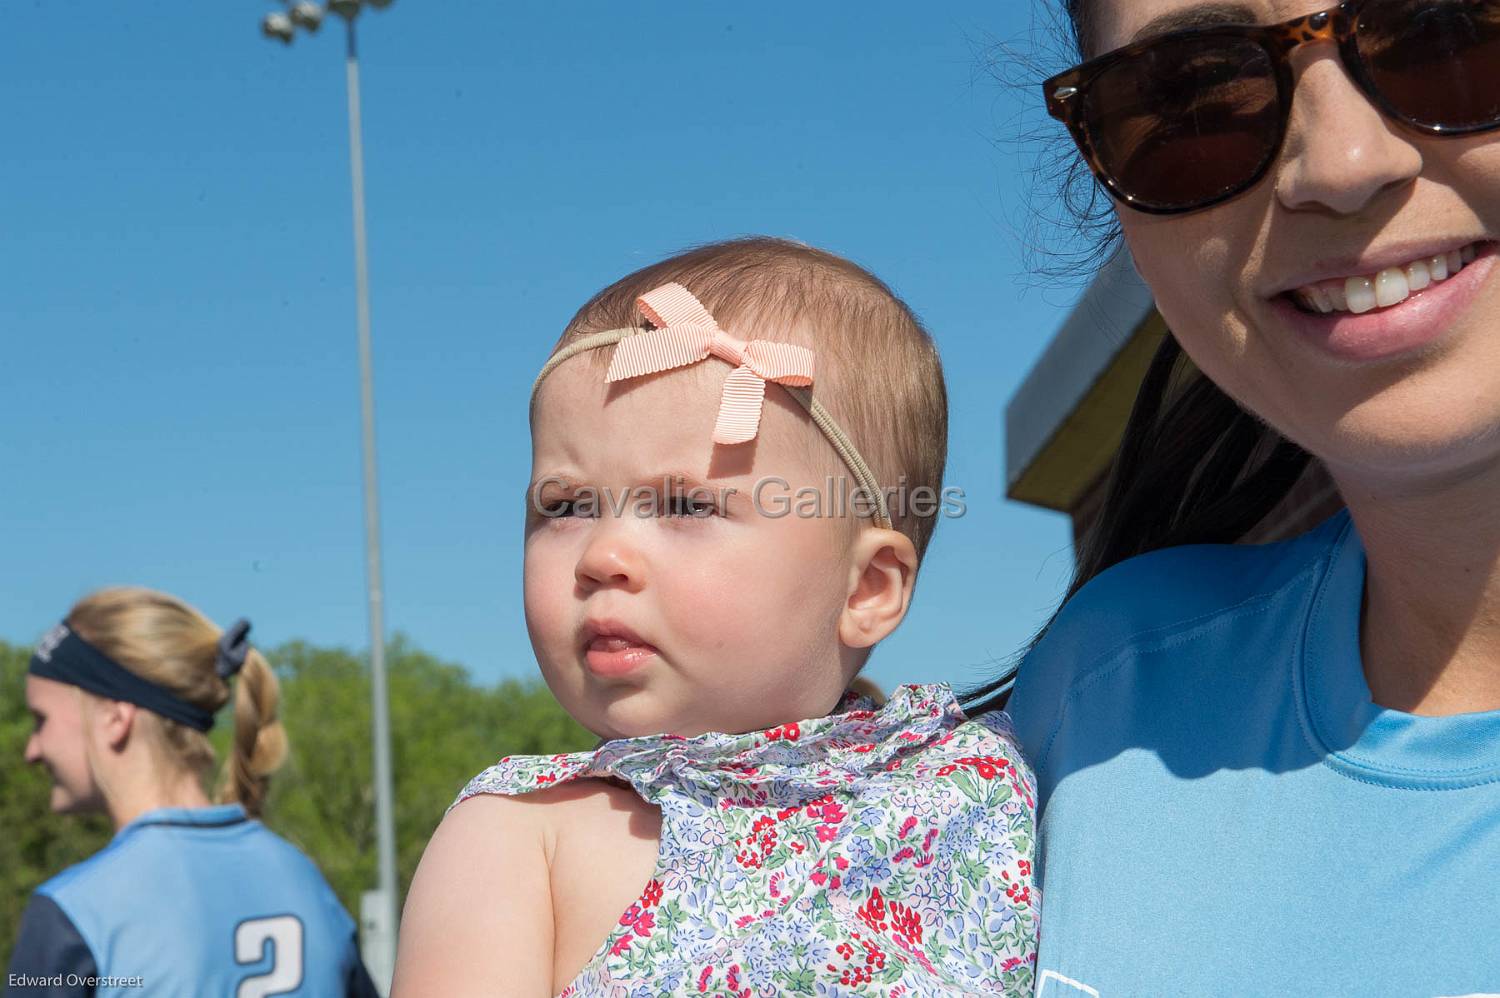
left=584, top=635, right=658, bottom=678
left=1272, top=243, right=1497, bottom=363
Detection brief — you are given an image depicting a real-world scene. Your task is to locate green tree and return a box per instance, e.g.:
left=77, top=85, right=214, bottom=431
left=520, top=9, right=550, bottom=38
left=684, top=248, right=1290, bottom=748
left=265, top=635, right=596, bottom=913
left=0, top=635, right=593, bottom=967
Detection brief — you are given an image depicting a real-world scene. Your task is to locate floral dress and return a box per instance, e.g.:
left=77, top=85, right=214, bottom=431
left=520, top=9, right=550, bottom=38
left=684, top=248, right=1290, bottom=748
left=454, top=683, right=1039, bottom=997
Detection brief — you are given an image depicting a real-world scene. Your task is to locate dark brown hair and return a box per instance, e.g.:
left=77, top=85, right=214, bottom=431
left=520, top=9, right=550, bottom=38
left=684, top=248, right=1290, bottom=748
left=964, top=2, right=1313, bottom=715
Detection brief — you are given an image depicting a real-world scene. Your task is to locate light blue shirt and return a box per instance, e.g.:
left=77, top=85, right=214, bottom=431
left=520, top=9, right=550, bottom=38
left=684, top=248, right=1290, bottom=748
left=8, top=804, right=375, bottom=997
left=1006, top=511, right=1500, bottom=997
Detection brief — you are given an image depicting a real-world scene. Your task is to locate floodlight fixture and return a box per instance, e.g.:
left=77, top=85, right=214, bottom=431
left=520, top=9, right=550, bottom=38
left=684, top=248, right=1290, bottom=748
left=261, top=12, right=295, bottom=43
left=290, top=2, right=325, bottom=31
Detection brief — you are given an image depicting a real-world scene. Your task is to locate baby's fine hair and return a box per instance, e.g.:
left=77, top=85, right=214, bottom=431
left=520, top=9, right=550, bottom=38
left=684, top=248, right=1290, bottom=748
left=551, top=236, right=949, bottom=561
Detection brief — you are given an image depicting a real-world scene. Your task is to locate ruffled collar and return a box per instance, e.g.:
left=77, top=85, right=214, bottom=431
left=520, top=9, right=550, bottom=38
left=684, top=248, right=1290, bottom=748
left=583, top=682, right=967, bottom=804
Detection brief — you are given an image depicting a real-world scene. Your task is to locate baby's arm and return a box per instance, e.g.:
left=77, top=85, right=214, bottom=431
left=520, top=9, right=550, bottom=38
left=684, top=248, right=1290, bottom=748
left=392, top=793, right=555, bottom=998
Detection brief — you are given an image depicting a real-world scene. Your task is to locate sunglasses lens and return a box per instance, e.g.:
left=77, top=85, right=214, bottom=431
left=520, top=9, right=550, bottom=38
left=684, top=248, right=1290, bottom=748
left=1083, top=35, right=1282, bottom=211
left=1357, top=0, right=1500, bottom=131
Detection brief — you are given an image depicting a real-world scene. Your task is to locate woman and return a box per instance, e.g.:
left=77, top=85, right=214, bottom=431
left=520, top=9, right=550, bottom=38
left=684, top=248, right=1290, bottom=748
left=7, top=587, right=377, bottom=998
left=971, top=0, right=1500, bottom=993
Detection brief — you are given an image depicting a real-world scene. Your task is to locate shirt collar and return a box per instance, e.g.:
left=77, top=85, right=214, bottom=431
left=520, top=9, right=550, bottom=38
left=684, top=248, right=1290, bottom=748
left=116, top=802, right=250, bottom=839
left=1299, top=511, right=1500, bottom=789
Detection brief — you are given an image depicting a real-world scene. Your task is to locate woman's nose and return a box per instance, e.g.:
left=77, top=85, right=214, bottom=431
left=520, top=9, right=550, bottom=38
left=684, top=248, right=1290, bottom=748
left=1273, top=50, right=1423, bottom=215
left=574, top=521, right=645, bottom=591
left=23, top=733, right=42, bottom=765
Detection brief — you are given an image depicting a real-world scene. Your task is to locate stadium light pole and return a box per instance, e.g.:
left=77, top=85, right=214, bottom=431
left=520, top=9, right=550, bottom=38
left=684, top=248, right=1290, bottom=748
left=261, top=1, right=399, bottom=992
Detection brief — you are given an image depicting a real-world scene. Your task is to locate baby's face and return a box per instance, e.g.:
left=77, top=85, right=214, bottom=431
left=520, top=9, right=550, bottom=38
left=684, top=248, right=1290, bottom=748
left=525, top=357, right=864, bottom=739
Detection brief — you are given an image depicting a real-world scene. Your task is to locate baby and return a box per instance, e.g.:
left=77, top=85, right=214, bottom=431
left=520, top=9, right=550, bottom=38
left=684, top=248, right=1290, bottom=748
left=394, top=237, right=1038, bottom=996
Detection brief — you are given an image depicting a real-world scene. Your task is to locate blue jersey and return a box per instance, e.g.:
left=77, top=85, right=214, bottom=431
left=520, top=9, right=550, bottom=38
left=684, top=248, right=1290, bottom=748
left=5, top=804, right=377, bottom=998
left=1006, top=510, right=1500, bottom=997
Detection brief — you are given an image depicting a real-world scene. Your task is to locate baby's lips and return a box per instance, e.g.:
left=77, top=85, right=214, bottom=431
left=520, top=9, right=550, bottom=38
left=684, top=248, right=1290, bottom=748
left=588, top=635, right=655, bottom=653
left=579, top=616, right=656, bottom=654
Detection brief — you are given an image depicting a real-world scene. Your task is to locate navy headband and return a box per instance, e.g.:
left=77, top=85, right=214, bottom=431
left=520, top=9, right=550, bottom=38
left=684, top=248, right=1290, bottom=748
left=28, top=619, right=252, bottom=732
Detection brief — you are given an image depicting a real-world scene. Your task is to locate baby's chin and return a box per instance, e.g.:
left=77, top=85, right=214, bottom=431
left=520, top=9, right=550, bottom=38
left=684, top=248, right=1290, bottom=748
left=578, top=687, right=755, bottom=742
left=572, top=685, right=676, bottom=741
left=584, top=708, right=710, bottom=742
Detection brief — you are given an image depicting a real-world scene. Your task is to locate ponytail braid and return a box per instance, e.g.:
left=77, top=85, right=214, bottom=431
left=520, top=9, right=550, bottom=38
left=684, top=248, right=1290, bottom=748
left=214, top=647, right=287, bottom=818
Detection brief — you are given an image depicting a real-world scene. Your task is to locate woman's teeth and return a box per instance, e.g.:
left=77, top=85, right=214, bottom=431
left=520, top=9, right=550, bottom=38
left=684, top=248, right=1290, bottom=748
left=1293, top=243, right=1480, bottom=315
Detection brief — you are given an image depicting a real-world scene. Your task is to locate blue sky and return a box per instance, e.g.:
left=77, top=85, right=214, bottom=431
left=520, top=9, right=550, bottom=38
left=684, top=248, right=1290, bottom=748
left=1, top=2, right=1094, bottom=695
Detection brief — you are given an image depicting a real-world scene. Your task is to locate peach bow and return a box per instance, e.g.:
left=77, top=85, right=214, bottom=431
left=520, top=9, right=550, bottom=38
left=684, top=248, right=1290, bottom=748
left=605, top=283, right=815, bottom=445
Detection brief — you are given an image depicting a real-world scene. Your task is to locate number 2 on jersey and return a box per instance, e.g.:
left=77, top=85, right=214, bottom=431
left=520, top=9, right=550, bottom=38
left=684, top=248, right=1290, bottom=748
left=234, top=914, right=305, bottom=998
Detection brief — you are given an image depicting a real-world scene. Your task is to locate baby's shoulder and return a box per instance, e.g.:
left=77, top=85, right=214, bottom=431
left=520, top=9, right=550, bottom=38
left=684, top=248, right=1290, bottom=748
left=532, top=773, right=660, bottom=835
left=405, top=770, right=661, bottom=994
left=450, top=768, right=652, bottom=845
left=450, top=748, right=599, bottom=811
left=454, top=773, right=663, bottom=989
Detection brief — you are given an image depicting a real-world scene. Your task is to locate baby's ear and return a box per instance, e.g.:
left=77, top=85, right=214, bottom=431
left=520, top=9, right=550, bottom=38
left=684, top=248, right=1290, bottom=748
left=837, top=528, right=918, bottom=650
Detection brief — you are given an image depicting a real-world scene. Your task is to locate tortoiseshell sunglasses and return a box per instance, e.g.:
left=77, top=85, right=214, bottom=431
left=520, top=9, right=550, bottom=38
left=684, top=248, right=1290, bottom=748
left=1044, top=0, right=1500, bottom=215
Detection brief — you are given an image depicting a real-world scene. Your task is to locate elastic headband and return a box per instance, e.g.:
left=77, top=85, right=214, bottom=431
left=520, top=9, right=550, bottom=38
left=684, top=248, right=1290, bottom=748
left=28, top=618, right=253, bottom=732
left=531, top=282, right=893, bottom=529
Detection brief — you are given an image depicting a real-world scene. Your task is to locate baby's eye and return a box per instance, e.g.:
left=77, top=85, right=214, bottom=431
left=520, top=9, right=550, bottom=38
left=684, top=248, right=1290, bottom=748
left=664, top=493, right=717, bottom=518
left=535, top=497, right=585, bottom=519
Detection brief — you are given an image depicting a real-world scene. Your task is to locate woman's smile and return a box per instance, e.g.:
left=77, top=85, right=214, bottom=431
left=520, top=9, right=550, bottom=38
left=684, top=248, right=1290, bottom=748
left=1268, top=240, right=1498, bottom=363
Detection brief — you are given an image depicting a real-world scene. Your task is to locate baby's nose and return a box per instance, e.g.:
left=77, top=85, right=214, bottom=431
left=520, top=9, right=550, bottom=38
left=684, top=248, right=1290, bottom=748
left=574, top=526, right=645, bottom=591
